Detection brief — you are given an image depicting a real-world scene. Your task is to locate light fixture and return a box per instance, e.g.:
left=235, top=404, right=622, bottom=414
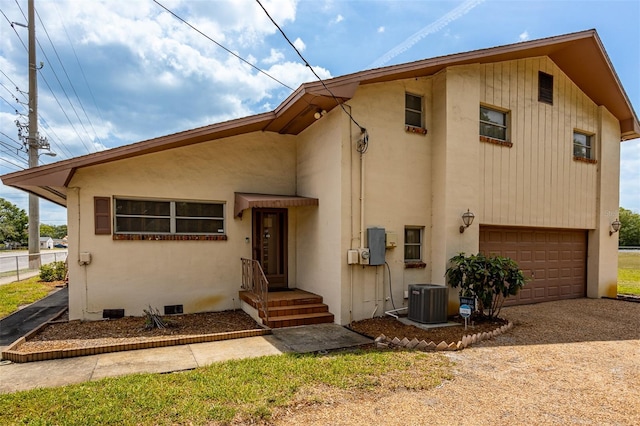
left=610, top=218, right=621, bottom=236
left=459, top=209, right=475, bottom=233
left=313, top=109, right=327, bottom=120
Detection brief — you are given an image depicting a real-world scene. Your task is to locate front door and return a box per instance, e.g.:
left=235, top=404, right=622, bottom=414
left=253, top=209, right=288, bottom=290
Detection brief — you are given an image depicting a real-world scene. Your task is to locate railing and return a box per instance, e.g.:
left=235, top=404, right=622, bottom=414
left=241, top=258, right=269, bottom=323
left=0, top=250, right=69, bottom=284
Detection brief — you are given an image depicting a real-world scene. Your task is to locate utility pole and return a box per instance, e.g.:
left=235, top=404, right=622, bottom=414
left=27, top=0, right=40, bottom=268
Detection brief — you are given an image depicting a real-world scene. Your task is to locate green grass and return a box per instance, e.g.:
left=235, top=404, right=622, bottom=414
left=0, top=276, right=53, bottom=318
left=618, top=251, right=640, bottom=295
left=0, top=350, right=452, bottom=425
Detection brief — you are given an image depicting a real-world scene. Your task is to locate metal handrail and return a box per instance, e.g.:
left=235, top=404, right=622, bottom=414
left=241, top=258, right=269, bottom=323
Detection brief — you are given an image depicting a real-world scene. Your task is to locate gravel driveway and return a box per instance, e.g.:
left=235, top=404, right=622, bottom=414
left=275, top=298, right=640, bottom=425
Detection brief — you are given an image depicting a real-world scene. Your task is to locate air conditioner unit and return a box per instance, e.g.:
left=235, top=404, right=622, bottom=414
left=407, top=284, right=448, bottom=324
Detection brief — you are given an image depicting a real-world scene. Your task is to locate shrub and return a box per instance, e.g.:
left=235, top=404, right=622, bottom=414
left=445, top=253, right=527, bottom=318
left=39, top=261, right=67, bottom=282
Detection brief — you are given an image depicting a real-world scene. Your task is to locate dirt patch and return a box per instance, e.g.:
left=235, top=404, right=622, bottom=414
left=348, top=315, right=507, bottom=344
left=17, top=310, right=263, bottom=352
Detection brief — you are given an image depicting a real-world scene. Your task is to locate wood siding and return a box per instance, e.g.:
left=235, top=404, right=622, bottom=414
left=479, top=57, right=599, bottom=229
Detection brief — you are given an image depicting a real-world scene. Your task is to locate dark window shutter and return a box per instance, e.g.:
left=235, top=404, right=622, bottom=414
left=538, top=71, right=553, bottom=104
left=94, top=197, right=112, bottom=235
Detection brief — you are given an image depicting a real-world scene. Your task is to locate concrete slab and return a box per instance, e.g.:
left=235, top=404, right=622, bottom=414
left=270, top=323, right=372, bottom=353
left=398, top=317, right=462, bottom=330
left=0, top=355, right=97, bottom=394
left=91, top=345, right=197, bottom=380
left=189, top=336, right=284, bottom=366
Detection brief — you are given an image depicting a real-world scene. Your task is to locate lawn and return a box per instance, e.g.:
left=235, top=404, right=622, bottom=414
left=0, top=350, right=452, bottom=425
left=0, top=277, right=57, bottom=318
left=618, top=251, right=640, bottom=295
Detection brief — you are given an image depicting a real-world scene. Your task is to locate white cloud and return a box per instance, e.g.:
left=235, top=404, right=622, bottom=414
left=333, top=14, right=344, bottom=24
left=519, top=31, right=530, bottom=41
left=378, top=26, right=385, bottom=33
left=293, top=37, right=306, bottom=52
left=263, top=48, right=285, bottom=65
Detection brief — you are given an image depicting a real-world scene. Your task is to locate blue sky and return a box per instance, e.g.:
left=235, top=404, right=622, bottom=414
left=1, top=0, right=638, bottom=226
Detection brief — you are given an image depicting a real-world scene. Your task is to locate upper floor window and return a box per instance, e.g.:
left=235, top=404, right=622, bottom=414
left=573, top=131, right=594, bottom=161
left=114, top=198, right=225, bottom=235
left=405, top=93, right=423, bottom=128
left=538, top=71, right=553, bottom=105
left=480, top=105, right=508, bottom=141
left=404, top=227, right=423, bottom=262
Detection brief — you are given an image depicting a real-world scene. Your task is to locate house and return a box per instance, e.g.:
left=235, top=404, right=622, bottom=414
left=2, top=30, right=638, bottom=325
left=39, top=237, right=53, bottom=250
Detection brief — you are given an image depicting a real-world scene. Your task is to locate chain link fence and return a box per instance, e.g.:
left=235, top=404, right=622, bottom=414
left=0, top=251, right=69, bottom=284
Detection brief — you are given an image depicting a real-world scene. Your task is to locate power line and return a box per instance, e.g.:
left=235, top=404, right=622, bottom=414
left=254, top=0, right=366, bottom=133
left=152, top=0, right=295, bottom=92
left=35, top=6, right=101, bottom=151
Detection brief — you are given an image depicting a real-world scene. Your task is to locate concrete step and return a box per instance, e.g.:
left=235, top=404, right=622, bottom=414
left=264, top=312, right=335, bottom=328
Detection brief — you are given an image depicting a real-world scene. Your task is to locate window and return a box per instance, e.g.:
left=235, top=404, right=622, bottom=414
left=480, top=105, right=508, bottom=141
left=573, top=131, right=594, bottom=160
left=114, top=198, right=225, bottom=235
left=405, top=93, right=423, bottom=128
left=404, top=227, right=422, bottom=262
left=538, top=71, right=553, bottom=104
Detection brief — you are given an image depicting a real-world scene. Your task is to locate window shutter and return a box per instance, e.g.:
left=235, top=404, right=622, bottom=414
left=94, top=197, right=112, bottom=235
left=538, top=71, right=553, bottom=104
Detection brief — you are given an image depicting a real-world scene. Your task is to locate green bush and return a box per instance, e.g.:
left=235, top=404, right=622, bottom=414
left=445, top=253, right=527, bottom=318
left=39, top=261, right=67, bottom=282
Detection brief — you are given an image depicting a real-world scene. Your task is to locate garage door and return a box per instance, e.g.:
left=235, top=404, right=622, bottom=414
left=479, top=227, right=587, bottom=305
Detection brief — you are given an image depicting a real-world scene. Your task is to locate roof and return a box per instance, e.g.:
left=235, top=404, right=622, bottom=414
left=2, top=29, right=638, bottom=207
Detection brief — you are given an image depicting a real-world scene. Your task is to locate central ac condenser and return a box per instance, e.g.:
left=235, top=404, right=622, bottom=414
left=407, top=284, right=448, bottom=324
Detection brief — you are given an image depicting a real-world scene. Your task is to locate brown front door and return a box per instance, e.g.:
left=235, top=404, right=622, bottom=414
left=253, top=209, right=288, bottom=290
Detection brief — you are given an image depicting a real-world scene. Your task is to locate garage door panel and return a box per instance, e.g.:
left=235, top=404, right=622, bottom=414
left=480, top=226, right=586, bottom=305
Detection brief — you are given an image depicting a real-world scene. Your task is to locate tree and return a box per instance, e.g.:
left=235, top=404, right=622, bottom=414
left=619, top=207, right=640, bottom=247
left=40, top=224, right=67, bottom=239
left=0, top=198, right=28, bottom=245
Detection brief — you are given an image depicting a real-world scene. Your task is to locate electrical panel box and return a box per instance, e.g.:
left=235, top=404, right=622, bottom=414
left=367, top=227, right=385, bottom=266
left=385, top=232, right=397, bottom=248
left=79, top=252, right=92, bottom=265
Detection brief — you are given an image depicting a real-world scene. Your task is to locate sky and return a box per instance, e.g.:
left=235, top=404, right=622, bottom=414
left=0, top=0, right=639, bottom=226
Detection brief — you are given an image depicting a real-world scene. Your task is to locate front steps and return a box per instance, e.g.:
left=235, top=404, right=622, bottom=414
left=239, top=289, right=334, bottom=328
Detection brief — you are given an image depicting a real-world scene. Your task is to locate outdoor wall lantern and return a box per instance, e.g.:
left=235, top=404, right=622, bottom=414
left=610, top=218, right=621, bottom=236
left=459, top=209, right=475, bottom=233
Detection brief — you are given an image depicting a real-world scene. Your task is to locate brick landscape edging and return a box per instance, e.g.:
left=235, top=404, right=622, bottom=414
left=2, top=327, right=272, bottom=363
left=373, top=321, right=514, bottom=351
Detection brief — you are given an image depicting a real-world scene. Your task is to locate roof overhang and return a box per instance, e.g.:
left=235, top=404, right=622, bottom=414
left=2, top=30, right=638, bottom=208
left=234, top=193, right=319, bottom=218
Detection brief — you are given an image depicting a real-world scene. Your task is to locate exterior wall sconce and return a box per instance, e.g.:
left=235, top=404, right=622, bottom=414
left=610, top=218, right=621, bottom=236
left=459, top=209, right=475, bottom=233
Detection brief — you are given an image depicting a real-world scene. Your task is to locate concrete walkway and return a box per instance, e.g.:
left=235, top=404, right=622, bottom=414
left=0, top=323, right=372, bottom=394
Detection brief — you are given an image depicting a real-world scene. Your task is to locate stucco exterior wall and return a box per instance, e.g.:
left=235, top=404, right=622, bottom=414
left=295, top=110, right=344, bottom=322
left=430, top=65, right=482, bottom=313
left=478, top=57, right=599, bottom=228
left=67, top=132, right=296, bottom=320
left=332, top=78, right=436, bottom=323
left=587, top=106, right=621, bottom=298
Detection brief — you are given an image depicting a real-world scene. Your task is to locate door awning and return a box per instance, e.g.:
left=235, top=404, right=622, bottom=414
left=234, top=192, right=319, bottom=217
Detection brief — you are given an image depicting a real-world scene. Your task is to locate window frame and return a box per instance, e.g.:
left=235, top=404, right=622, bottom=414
left=404, top=226, right=423, bottom=262
left=405, top=92, right=424, bottom=129
left=573, top=130, right=595, bottom=162
left=479, top=104, right=510, bottom=143
left=114, top=197, right=226, bottom=236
